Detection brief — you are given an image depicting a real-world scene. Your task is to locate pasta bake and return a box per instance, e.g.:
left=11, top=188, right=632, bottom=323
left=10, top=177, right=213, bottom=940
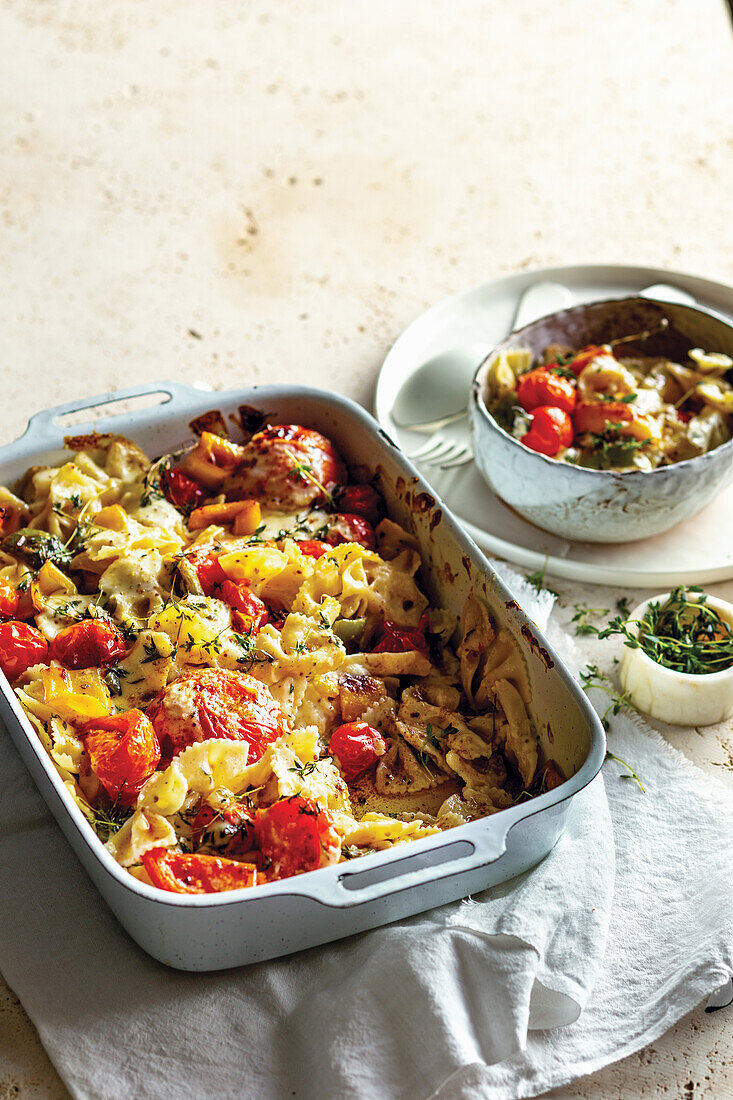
left=0, top=414, right=558, bottom=894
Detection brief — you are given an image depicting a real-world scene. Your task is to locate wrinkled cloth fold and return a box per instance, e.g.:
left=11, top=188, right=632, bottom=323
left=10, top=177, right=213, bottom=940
left=0, top=570, right=730, bottom=1100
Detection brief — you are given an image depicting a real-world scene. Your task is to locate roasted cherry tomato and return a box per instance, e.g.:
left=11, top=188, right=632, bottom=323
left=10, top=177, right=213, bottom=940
left=325, top=514, right=376, bottom=551
left=83, top=709, right=161, bottom=805
left=573, top=402, right=634, bottom=436
left=219, top=580, right=269, bottom=634
left=0, top=621, right=49, bottom=680
left=554, top=345, right=609, bottom=377
left=329, top=722, right=387, bottom=783
left=297, top=540, right=332, bottom=559
left=0, top=578, right=22, bottom=620
left=337, top=484, right=383, bottom=525
left=539, top=760, right=565, bottom=791
left=520, top=406, right=574, bottom=457
left=516, top=367, right=577, bottom=415
left=161, top=468, right=208, bottom=513
left=142, top=848, right=257, bottom=894
left=255, top=795, right=341, bottom=880
left=188, top=549, right=226, bottom=595
left=223, top=424, right=347, bottom=510
left=146, top=668, right=290, bottom=759
left=372, top=619, right=429, bottom=657
left=191, top=800, right=258, bottom=857
left=50, top=619, right=127, bottom=670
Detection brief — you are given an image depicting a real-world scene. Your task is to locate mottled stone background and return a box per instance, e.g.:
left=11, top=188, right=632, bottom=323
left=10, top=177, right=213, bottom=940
left=1, top=0, right=732, bottom=1096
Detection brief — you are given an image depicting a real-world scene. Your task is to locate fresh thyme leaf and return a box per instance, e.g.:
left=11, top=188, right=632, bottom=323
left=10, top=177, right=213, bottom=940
left=141, top=638, right=170, bottom=664
left=548, top=364, right=576, bottom=380
left=616, top=596, right=632, bottom=618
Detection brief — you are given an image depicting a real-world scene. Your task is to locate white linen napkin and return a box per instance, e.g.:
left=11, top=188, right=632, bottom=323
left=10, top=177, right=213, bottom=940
left=0, top=572, right=731, bottom=1100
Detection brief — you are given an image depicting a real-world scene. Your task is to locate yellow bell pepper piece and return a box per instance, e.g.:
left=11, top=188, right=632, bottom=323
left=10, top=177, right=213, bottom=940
left=94, top=505, right=127, bottom=531
left=43, top=664, right=113, bottom=723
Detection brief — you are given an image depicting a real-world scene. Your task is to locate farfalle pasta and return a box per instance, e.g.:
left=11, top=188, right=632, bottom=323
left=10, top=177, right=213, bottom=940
left=0, top=419, right=561, bottom=895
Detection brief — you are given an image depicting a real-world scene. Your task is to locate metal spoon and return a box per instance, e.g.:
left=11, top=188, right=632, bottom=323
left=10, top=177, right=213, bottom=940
left=391, top=282, right=574, bottom=431
left=391, top=282, right=697, bottom=433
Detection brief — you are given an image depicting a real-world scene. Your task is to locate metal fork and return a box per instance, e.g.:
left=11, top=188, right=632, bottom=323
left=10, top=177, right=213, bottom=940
left=409, top=419, right=472, bottom=468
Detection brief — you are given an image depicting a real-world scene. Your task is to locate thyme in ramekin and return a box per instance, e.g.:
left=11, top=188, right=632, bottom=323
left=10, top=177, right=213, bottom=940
left=592, top=586, right=733, bottom=675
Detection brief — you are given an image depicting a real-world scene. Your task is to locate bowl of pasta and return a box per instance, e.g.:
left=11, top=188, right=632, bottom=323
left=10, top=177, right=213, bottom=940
left=0, top=382, right=604, bottom=969
left=471, top=296, right=733, bottom=542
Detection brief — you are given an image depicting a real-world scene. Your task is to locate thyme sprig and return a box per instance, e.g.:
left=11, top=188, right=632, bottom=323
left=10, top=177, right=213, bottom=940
left=288, top=756, right=332, bottom=779
left=579, top=663, right=636, bottom=731
left=282, top=447, right=336, bottom=510
left=526, top=553, right=559, bottom=598
left=571, top=604, right=610, bottom=636
left=604, top=750, right=645, bottom=792
left=88, top=801, right=132, bottom=843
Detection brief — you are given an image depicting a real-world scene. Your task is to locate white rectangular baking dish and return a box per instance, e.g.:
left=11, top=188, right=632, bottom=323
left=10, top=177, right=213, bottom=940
left=0, top=381, right=606, bottom=971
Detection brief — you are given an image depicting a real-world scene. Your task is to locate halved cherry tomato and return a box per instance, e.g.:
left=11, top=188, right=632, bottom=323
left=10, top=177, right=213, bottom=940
left=218, top=579, right=269, bottom=634
left=573, top=402, right=634, bottom=436
left=255, top=795, right=341, bottom=880
left=325, top=514, right=376, bottom=551
left=372, top=619, right=430, bottom=657
left=50, top=619, right=127, bottom=670
left=329, top=722, right=387, bottom=782
left=520, top=406, right=574, bottom=457
left=338, top=484, right=383, bottom=525
left=146, top=668, right=290, bottom=759
left=142, top=848, right=257, bottom=894
left=191, top=800, right=257, bottom=857
left=516, top=367, right=577, bottom=415
left=161, top=468, right=208, bottom=514
left=0, top=621, right=49, bottom=680
left=83, top=709, right=161, bottom=805
left=297, top=540, right=332, bottom=559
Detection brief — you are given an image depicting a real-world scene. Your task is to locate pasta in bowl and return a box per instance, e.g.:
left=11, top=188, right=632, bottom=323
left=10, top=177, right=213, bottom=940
left=471, top=296, right=733, bottom=542
left=0, top=414, right=558, bottom=896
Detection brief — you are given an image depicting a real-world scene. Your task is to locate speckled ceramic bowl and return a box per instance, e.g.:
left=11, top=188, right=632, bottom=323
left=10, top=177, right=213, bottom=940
left=470, top=297, right=733, bottom=543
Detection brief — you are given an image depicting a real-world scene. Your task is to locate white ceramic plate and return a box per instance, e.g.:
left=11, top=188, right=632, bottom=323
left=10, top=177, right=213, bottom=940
left=375, top=263, right=733, bottom=587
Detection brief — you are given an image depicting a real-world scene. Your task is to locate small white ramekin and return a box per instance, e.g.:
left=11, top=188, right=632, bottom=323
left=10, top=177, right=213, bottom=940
left=619, top=593, right=733, bottom=727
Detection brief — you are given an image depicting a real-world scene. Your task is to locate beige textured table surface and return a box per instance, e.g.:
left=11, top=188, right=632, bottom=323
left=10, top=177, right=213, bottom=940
left=1, top=1, right=732, bottom=1097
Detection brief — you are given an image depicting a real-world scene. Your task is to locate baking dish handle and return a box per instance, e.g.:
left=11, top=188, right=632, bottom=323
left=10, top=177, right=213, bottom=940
left=18, top=381, right=209, bottom=448
left=317, top=826, right=510, bottom=909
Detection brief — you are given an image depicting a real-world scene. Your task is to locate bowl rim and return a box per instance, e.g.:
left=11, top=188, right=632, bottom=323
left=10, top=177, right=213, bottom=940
left=471, top=295, right=733, bottom=479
